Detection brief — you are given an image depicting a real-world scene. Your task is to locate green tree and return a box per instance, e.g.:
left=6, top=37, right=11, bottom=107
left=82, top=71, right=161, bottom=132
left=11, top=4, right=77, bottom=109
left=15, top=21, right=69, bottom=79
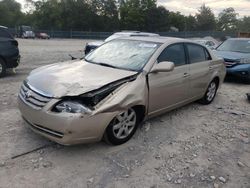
left=169, top=11, right=186, bottom=31
left=238, top=16, right=250, bottom=32
left=196, top=4, right=216, bottom=31
left=0, top=0, right=23, bottom=27
left=90, top=0, right=119, bottom=31
left=145, top=6, right=170, bottom=32
left=119, top=0, right=157, bottom=30
left=217, top=7, right=238, bottom=31
left=185, top=15, right=197, bottom=31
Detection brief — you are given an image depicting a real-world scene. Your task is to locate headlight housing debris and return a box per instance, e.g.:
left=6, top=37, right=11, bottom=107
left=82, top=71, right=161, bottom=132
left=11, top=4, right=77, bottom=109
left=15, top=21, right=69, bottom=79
left=55, top=101, right=92, bottom=114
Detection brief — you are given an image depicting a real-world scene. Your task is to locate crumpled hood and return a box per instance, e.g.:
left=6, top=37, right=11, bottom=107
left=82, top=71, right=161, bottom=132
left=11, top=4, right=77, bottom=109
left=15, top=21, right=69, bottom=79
left=214, top=50, right=250, bottom=61
left=26, top=60, right=137, bottom=98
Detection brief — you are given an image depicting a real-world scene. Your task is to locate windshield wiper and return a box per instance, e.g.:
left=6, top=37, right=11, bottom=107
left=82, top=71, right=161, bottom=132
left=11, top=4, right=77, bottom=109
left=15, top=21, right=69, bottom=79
left=97, top=62, right=117, bottom=68
left=84, top=58, right=117, bottom=68
left=84, top=58, right=139, bottom=72
left=231, top=50, right=248, bottom=53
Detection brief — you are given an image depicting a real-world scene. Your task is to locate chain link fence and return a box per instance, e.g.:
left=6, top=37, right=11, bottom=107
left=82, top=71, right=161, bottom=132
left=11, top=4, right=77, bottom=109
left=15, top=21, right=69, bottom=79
left=8, top=28, right=237, bottom=40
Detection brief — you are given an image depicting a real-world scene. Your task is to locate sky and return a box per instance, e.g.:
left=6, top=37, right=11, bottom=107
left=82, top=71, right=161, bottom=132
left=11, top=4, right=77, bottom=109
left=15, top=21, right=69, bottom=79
left=157, top=0, right=250, bottom=17
left=16, top=0, right=250, bottom=17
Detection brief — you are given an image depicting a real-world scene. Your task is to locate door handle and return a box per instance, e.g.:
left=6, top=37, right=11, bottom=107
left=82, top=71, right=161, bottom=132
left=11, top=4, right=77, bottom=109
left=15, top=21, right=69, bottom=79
left=209, top=66, right=213, bottom=70
left=183, top=73, right=190, bottom=77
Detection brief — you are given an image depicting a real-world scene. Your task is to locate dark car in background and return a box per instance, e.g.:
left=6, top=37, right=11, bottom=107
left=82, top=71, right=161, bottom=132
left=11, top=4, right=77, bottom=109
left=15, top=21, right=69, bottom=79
left=84, top=31, right=159, bottom=55
left=215, top=38, right=250, bottom=83
left=0, top=26, right=20, bottom=77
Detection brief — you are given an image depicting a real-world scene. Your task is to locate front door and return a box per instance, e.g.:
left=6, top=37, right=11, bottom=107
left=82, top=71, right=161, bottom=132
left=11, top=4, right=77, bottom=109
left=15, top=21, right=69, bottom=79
left=148, top=43, right=190, bottom=115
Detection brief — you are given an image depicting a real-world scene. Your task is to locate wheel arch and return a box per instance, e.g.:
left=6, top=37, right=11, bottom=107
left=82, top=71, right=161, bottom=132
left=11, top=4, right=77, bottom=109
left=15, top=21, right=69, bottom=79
left=132, top=105, right=146, bottom=124
left=212, top=76, right=220, bottom=87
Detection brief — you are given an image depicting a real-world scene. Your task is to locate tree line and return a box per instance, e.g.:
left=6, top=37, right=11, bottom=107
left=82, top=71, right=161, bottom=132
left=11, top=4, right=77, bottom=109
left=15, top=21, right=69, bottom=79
left=0, top=0, right=249, bottom=32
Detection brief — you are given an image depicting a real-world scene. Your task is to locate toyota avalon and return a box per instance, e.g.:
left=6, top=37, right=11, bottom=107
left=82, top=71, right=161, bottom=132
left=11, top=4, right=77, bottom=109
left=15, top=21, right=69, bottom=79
left=18, top=36, right=226, bottom=145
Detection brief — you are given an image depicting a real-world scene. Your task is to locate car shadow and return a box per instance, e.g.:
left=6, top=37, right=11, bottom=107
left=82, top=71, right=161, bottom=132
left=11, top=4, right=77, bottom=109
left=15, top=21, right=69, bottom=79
left=224, top=76, right=250, bottom=85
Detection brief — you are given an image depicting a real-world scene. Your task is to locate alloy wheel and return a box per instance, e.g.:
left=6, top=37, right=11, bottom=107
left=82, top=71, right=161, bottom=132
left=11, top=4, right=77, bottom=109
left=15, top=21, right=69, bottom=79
left=112, top=109, right=137, bottom=139
left=206, top=82, right=216, bottom=102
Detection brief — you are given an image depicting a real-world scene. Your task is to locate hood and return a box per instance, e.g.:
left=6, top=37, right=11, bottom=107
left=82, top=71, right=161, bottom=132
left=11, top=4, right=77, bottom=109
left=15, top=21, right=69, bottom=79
left=87, top=41, right=104, bottom=47
left=214, top=50, right=250, bottom=61
left=26, top=60, right=137, bottom=98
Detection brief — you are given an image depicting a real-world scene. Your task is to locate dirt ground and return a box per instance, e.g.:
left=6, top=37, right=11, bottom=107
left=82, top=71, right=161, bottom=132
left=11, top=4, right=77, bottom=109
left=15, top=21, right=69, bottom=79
left=0, top=39, right=249, bottom=188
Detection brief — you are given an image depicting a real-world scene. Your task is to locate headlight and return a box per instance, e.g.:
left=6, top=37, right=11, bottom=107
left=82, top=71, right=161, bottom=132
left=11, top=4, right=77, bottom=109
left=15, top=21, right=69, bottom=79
left=54, top=101, right=92, bottom=114
left=240, top=58, right=250, bottom=64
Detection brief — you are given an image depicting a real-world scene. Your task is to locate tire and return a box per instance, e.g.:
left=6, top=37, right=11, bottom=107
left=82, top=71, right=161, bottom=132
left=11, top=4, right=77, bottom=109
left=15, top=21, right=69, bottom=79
left=247, top=93, right=250, bottom=102
left=199, top=79, right=218, bottom=105
left=104, top=108, right=139, bottom=145
left=0, top=58, right=6, bottom=78
left=246, top=77, right=250, bottom=84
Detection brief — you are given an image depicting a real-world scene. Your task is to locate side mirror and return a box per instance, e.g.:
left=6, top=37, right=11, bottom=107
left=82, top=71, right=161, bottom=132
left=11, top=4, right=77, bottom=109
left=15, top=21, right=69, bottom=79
left=150, top=61, right=175, bottom=73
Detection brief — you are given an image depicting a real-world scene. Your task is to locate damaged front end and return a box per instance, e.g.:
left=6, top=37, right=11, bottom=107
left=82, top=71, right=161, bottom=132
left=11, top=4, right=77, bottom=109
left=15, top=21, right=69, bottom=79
left=52, top=73, right=140, bottom=115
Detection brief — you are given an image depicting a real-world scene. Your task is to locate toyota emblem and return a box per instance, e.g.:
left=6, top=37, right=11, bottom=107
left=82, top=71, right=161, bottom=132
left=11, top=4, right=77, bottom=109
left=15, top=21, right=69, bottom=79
left=24, top=90, right=32, bottom=99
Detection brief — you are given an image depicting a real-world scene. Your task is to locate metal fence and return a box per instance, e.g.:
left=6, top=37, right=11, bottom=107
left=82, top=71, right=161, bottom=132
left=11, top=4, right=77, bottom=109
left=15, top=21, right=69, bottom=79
left=8, top=28, right=237, bottom=39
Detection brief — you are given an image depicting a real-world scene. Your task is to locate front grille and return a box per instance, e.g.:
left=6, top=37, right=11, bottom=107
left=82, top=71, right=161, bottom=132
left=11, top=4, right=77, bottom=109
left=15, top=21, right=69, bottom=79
left=19, top=82, right=52, bottom=110
left=225, top=62, right=237, bottom=68
left=224, top=59, right=238, bottom=68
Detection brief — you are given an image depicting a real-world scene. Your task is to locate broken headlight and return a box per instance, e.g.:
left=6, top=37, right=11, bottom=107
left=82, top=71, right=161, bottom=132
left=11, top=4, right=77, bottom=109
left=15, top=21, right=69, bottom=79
left=54, top=101, right=92, bottom=114
left=53, top=74, right=138, bottom=113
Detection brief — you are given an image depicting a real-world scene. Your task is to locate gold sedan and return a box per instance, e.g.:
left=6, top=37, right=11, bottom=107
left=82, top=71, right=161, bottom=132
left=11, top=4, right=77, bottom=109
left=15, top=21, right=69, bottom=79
left=18, top=36, right=226, bottom=145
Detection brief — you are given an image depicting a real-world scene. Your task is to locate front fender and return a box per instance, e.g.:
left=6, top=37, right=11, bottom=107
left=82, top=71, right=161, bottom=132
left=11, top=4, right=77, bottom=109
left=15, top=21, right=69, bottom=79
left=94, top=74, right=148, bottom=115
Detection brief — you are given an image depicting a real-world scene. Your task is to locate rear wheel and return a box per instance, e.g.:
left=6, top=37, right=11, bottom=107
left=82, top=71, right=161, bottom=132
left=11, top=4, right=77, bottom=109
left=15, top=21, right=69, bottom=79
left=0, top=58, right=6, bottom=78
left=199, top=79, right=218, bottom=105
left=104, top=108, right=138, bottom=145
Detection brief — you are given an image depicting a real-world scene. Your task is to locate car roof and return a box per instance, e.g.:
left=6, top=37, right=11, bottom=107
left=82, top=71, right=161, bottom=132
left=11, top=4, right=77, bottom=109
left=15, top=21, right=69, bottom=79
left=227, top=38, right=250, bottom=41
left=118, top=36, right=192, bottom=44
left=0, top=25, right=8, bottom=29
left=113, top=31, right=159, bottom=36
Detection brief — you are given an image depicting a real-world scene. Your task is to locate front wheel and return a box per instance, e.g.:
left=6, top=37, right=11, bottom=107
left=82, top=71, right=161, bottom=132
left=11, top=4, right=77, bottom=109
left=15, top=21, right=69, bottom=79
left=0, top=59, right=6, bottom=78
left=104, top=108, right=138, bottom=145
left=199, top=80, right=218, bottom=105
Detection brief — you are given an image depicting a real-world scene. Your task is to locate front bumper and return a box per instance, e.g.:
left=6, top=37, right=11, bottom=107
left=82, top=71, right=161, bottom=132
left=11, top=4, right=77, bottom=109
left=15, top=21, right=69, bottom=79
left=226, top=64, right=250, bottom=79
left=18, top=96, right=117, bottom=145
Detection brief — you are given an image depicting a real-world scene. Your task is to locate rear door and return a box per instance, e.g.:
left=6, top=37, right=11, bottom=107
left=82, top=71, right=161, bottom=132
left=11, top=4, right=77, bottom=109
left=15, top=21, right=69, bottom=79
left=185, top=43, right=213, bottom=99
left=148, top=43, right=190, bottom=114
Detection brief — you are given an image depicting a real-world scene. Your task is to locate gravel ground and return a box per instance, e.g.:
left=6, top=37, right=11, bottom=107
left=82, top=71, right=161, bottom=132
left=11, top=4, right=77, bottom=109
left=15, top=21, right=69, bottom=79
left=0, top=39, right=249, bottom=188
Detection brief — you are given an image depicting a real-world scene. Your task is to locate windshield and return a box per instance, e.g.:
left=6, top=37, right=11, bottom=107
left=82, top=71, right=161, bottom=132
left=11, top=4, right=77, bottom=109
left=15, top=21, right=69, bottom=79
left=22, top=26, right=32, bottom=31
left=217, top=39, right=250, bottom=53
left=85, top=39, right=161, bottom=71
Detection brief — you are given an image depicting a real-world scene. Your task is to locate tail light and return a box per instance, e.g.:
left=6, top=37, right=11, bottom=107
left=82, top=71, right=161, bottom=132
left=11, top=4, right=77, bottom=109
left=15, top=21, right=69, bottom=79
left=11, top=40, right=18, bottom=47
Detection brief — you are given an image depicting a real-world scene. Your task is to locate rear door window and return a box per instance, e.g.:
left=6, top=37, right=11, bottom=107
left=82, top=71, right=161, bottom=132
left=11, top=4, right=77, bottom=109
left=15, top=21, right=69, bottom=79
left=186, top=43, right=208, bottom=63
left=158, top=43, right=186, bottom=66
